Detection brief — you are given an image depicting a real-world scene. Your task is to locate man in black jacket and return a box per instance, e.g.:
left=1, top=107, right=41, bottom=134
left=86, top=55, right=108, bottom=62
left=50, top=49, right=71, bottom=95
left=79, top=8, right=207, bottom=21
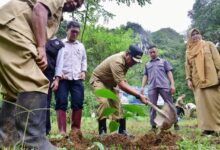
left=43, top=38, right=64, bottom=135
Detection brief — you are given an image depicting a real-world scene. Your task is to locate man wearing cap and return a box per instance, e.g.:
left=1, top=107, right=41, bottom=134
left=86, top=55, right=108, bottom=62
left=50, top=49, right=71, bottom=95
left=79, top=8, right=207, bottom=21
left=141, top=45, right=178, bottom=131
left=52, top=20, right=87, bottom=135
left=0, top=0, right=83, bottom=149
left=90, top=45, right=148, bottom=135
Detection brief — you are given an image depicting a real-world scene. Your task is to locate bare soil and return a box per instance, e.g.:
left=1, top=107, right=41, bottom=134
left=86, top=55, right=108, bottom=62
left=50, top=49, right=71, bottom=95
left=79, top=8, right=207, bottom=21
left=50, top=130, right=182, bottom=150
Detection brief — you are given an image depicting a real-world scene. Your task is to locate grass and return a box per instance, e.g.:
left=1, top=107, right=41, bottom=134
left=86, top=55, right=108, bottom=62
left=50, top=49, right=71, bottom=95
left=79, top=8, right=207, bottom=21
left=48, top=114, right=220, bottom=150
left=1, top=109, right=220, bottom=149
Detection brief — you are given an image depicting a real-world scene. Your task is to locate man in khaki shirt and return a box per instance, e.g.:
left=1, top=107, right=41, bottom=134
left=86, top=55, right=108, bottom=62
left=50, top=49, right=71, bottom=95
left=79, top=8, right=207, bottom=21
left=175, top=94, right=186, bottom=118
left=0, top=0, right=83, bottom=149
left=90, top=45, right=148, bottom=135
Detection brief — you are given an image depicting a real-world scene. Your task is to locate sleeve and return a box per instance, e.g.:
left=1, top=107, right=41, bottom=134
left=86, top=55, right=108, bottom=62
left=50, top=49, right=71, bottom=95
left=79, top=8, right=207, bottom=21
left=164, top=60, right=173, bottom=72
left=81, top=44, right=87, bottom=72
left=209, top=42, right=220, bottom=77
left=110, top=61, right=126, bottom=84
left=55, top=47, right=64, bottom=77
left=37, top=0, right=64, bottom=16
left=144, top=64, right=148, bottom=75
left=185, top=53, right=192, bottom=80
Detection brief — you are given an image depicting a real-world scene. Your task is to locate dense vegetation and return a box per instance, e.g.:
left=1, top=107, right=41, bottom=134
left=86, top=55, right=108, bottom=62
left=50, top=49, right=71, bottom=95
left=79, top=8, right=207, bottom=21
left=54, top=0, right=220, bottom=116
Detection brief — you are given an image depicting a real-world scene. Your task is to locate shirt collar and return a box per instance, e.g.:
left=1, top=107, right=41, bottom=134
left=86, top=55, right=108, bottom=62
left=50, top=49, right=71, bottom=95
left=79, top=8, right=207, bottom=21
left=63, top=38, right=79, bottom=44
left=150, top=57, right=161, bottom=62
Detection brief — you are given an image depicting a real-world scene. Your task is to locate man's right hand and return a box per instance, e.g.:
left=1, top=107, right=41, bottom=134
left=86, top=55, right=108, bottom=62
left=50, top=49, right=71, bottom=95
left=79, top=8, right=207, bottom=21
left=51, top=77, right=59, bottom=91
left=187, top=80, right=193, bottom=90
left=36, top=47, right=48, bottom=71
left=139, top=94, right=149, bottom=105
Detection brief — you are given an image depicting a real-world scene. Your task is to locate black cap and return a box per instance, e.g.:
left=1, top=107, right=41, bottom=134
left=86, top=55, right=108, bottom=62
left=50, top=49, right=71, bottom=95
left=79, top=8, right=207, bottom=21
left=66, top=20, right=80, bottom=30
left=128, top=45, right=143, bottom=63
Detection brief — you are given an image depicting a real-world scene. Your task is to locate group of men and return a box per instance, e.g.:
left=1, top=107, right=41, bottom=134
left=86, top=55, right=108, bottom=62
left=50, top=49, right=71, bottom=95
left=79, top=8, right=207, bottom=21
left=0, top=0, right=84, bottom=149
left=0, top=0, right=179, bottom=149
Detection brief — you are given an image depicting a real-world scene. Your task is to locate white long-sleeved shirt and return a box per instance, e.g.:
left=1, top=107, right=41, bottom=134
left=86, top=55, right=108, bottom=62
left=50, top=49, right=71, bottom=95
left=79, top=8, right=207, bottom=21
left=55, top=38, right=87, bottom=80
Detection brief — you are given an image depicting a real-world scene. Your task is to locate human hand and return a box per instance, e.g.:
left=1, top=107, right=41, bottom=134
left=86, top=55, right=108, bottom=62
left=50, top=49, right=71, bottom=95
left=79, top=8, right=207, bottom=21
left=79, top=72, right=86, bottom=80
left=170, top=84, right=175, bottom=94
left=139, top=94, right=149, bottom=105
left=187, top=80, right=193, bottom=90
left=140, top=87, right=145, bottom=95
left=51, top=77, right=59, bottom=91
left=36, top=47, right=47, bottom=71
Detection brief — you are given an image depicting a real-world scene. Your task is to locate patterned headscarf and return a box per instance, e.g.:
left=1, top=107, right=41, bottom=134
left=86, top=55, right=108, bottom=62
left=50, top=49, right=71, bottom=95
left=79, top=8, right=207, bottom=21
left=186, top=28, right=205, bottom=82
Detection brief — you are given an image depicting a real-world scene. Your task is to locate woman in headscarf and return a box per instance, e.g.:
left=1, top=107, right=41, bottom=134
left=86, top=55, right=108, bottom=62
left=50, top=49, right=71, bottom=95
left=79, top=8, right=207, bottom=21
left=185, top=28, right=220, bottom=136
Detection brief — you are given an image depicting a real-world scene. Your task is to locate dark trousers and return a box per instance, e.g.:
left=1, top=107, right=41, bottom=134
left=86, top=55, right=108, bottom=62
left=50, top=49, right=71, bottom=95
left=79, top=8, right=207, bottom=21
left=148, top=88, right=177, bottom=126
left=44, top=72, right=53, bottom=135
left=55, top=79, right=84, bottom=111
left=176, top=106, right=184, bottom=117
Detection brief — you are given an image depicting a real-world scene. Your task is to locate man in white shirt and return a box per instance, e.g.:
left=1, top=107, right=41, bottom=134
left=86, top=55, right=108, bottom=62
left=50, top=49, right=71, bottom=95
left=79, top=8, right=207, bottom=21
left=52, top=20, right=87, bottom=134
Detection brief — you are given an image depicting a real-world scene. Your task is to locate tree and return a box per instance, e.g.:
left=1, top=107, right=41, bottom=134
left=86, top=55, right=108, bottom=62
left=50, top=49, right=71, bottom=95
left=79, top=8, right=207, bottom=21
left=150, top=28, right=193, bottom=101
left=188, top=0, right=220, bottom=44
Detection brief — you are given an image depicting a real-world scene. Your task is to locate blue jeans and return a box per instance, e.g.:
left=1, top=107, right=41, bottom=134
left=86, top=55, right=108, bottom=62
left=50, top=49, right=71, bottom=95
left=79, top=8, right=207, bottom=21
left=55, top=79, right=84, bottom=111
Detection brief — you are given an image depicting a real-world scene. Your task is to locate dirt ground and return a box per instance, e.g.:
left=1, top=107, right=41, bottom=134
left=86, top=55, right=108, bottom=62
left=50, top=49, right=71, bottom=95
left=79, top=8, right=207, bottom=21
left=50, top=130, right=182, bottom=150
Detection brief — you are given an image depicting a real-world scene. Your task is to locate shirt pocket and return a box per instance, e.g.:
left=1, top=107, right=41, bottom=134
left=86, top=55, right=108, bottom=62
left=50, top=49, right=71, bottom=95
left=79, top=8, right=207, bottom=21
left=147, top=64, right=153, bottom=71
left=0, top=15, right=15, bottom=25
left=158, top=63, right=165, bottom=71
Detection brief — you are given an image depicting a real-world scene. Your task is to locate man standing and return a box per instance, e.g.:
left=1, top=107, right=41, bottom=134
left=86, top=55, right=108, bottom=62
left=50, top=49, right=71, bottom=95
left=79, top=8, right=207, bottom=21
left=141, top=45, right=178, bottom=131
left=0, top=0, right=83, bottom=149
left=52, top=20, right=87, bottom=134
left=43, top=38, right=64, bottom=135
left=90, top=45, right=148, bottom=135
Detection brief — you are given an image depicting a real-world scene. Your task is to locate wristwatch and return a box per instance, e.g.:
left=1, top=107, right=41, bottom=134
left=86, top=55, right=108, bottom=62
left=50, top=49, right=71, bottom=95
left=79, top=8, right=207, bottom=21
left=135, top=94, right=141, bottom=99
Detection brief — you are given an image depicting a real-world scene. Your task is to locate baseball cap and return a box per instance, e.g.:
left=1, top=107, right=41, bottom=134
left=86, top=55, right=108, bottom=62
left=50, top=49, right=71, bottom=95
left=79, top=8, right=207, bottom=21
left=128, top=45, right=143, bottom=63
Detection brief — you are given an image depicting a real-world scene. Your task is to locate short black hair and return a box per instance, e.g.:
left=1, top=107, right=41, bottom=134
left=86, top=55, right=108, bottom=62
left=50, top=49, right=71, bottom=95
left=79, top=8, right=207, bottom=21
left=66, top=20, right=80, bottom=30
left=148, top=45, right=157, bottom=50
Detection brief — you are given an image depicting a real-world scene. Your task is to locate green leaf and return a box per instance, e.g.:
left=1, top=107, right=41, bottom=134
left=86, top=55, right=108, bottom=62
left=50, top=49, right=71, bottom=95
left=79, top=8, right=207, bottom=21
left=94, top=88, right=117, bottom=101
left=109, top=120, right=119, bottom=133
left=102, top=107, right=117, bottom=116
left=123, top=104, right=146, bottom=116
left=123, top=112, right=134, bottom=118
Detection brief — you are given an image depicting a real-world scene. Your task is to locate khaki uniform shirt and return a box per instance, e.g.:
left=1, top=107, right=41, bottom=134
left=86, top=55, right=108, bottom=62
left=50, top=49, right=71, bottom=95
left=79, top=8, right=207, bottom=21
left=90, top=52, right=129, bottom=88
left=0, top=0, right=64, bottom=49
left=175, top=97, right=184, bottom=108
left=185, top=41, right=220, bottom=88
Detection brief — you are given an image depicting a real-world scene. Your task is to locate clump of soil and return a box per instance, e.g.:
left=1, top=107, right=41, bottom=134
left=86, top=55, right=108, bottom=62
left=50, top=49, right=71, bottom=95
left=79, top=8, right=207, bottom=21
left=135, top=131, right=182, bottom=150
left=50, top=130, right=182, bottom=150
left=92, top=133, right=136, bottom=149
left=50, top=129, right=91, bottom=150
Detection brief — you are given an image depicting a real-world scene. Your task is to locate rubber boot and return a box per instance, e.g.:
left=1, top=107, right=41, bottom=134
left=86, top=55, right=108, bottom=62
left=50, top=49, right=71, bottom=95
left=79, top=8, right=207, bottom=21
left=56, top=110, right=67, bottom=134
left=71, top=109, right=82, bottom=130
left=98, top=119, right=107, bottom=135
left=15, top=91, right=58, bottom=150
left=118, top=118, right=131, bottom=136
left=0, top=100, right=20, bottom=147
